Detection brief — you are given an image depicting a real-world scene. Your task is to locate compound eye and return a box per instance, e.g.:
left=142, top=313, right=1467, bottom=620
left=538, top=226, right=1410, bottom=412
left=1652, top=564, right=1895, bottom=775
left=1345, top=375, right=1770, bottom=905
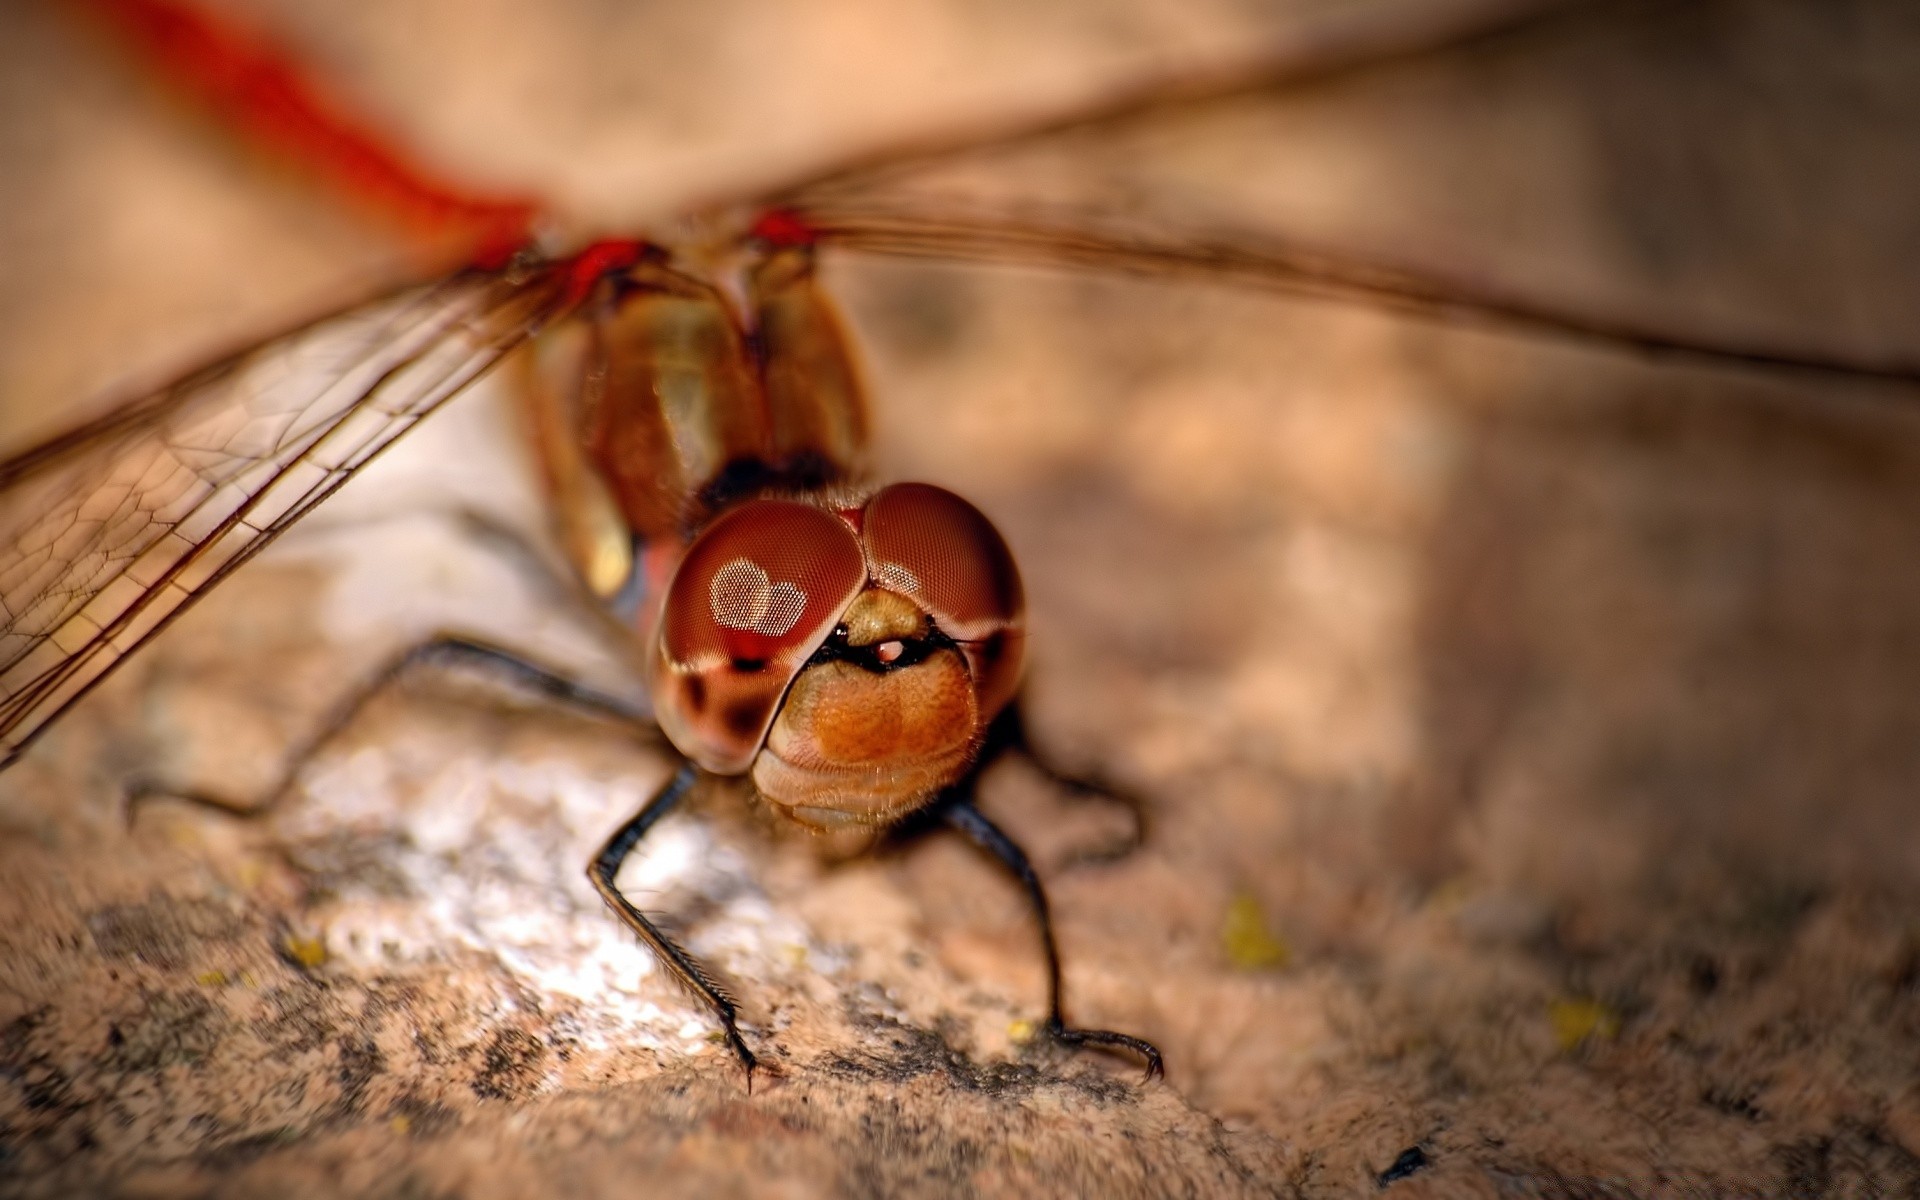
left=862, top=483, right=1026, bottom=720
left=650, top=500, right=865, bottom=773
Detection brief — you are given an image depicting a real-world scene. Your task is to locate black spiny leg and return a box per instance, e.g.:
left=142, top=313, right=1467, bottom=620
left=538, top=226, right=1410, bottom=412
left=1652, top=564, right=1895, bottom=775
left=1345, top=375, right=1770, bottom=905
left=944, top=800, right=1164, bottom=1081
left=587, top=762, right=759, bottom=1084
left=127, top=633, right=654, bottom=823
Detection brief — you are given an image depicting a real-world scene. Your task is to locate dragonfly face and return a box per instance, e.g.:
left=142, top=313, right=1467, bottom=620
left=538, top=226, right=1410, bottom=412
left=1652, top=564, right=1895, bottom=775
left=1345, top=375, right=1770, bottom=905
left=650, top=483, right=1025, bottom=830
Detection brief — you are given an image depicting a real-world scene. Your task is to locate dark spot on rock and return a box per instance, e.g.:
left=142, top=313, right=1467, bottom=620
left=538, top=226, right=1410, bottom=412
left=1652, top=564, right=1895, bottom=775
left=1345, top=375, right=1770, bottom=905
left=332, top=1034, right=384, bottom=1118
left=283, top=831, right=415, bottom=899
left=87, top=896, right=245, bottom=971
left=1378, top=1145, right=1430, bottom=1187
left=1775, top=1136, right=1831, bottom=1199
left=828, top=1006, right=1132, bottom=1106
left=110, top=990, right=227, bottom=1072
left=471, top=1027, right=548, bottom=1100
left=252, top=984, right=340, bottom=1054
left=1703, top=1082, right=1764, bottom=1121
left=2, top=1008, right=79, bottom=1125
left=1767, top=1122, right=1920, bottom=1199
left=185, top=1112, right=225, bottom=1146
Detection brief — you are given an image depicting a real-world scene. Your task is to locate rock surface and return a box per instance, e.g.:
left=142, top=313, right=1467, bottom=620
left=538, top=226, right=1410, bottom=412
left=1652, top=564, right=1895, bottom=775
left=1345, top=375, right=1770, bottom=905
left=8, top=0, right=1920, bottom=1196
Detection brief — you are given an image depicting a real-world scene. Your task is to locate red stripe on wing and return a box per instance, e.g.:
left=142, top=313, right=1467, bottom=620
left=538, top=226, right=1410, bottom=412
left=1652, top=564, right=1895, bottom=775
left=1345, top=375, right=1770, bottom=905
left=70, top=0, right=540, bottom=266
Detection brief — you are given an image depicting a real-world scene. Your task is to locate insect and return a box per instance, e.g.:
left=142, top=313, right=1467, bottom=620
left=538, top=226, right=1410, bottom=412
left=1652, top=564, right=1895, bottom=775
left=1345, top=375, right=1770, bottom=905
left=5, top=0, right=1917, bottom=1087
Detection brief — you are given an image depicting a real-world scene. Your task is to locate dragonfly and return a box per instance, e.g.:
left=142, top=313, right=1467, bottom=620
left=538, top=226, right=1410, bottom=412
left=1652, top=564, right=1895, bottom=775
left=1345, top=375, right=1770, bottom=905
left=4, top=0, right=1917, bottom=1084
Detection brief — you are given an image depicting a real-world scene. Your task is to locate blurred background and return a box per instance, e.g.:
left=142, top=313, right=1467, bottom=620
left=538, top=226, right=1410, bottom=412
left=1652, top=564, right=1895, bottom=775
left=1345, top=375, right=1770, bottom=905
left=4, top=0, right=1920, bottom=1194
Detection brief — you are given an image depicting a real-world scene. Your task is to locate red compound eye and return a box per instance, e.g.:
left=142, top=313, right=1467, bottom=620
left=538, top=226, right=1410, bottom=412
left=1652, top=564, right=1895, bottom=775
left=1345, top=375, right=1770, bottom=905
left=649, top=500, right=865, bottom=773
left=861, top=483, right=1027, bottom=721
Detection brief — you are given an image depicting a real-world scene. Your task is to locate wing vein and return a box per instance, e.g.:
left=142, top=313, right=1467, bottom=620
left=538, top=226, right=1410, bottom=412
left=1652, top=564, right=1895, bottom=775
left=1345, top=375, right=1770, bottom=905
left=0, top=265, right=567, bottom=766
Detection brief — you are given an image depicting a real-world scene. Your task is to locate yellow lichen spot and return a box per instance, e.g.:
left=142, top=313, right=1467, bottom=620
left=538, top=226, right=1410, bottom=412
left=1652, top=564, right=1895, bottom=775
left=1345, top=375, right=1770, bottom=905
left=1222, top=892, right=1290, bottom=971
left=1549, top=997, right=1620, bottom=1051
left=1425, top=877, right=1474, bottom=913
left=390, top=1116, right=412, bottom=1135
left=195, top=970, right=228, bottom=987
left=781, top=943, right=809, bottom=968
left=282, top=934, right=329, bottom=969
left=1007, top=1019, right=1037, bottom=1045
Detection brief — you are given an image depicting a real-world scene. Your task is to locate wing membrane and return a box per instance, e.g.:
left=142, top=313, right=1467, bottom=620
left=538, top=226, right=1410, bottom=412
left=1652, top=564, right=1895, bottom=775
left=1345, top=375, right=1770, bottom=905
left=789, top=204, right=1920, bottom=387
left=0, top=266, right=566, bottom=766
left=774, top=0, right=1920, bottom=388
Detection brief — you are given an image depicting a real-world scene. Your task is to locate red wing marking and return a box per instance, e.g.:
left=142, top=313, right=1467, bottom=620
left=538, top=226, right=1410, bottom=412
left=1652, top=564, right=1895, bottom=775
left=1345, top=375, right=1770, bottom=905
left=0, top=267, right=568, bottom=767
left=70, top=0, right=540, bottom=264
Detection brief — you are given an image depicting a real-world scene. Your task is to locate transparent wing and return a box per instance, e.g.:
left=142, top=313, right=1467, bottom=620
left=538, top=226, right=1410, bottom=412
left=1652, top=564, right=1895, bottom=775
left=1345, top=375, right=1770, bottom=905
left=0, top=265, right=567, bottom=766
left=784, top=206, right=1920, bottom=388
left=768, top=0, right=1920, bottom=388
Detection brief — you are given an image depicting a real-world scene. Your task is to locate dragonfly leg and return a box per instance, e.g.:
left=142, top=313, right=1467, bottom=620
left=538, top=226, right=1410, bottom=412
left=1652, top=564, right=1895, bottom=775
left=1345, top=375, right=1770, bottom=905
left=127, top=633, right=654, bottom=823
left=587, top=761, right=760, bottom=1084
left=369, top=634, right=652, bottom=728
left=942, top=799, right=1164, bottom=1082
left=987, top=704, right=1150, bottom=867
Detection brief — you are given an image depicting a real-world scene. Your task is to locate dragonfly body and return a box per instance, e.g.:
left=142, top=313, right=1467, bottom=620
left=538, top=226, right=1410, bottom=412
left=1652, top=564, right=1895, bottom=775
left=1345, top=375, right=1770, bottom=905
left=502, top=222, right=1156, bottom=1079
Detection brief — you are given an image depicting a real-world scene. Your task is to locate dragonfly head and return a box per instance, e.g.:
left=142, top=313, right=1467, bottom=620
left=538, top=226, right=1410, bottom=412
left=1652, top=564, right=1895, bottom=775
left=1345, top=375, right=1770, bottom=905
left=648, top=483, right=1025, bottom=829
